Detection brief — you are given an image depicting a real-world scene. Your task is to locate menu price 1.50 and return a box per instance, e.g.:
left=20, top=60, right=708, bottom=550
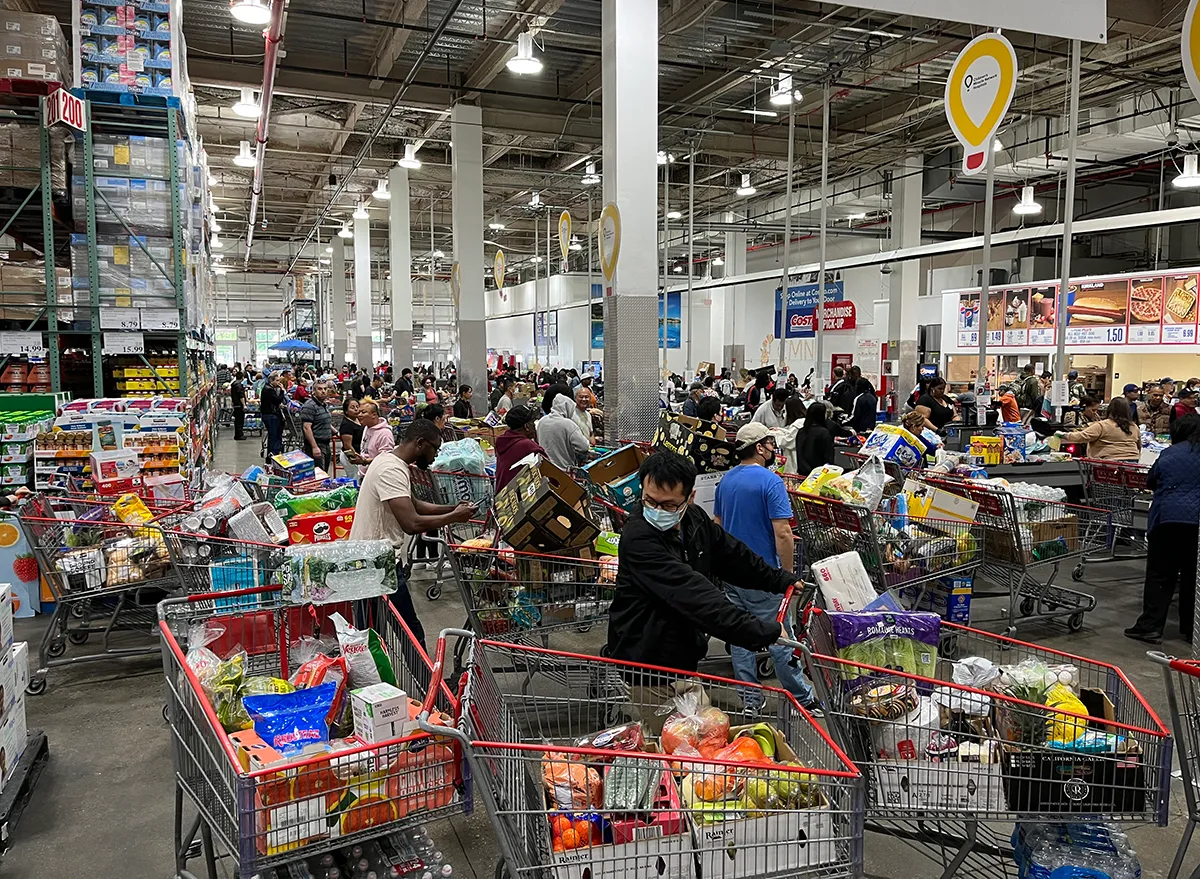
left=1066, top=325, right=1125, bottom=345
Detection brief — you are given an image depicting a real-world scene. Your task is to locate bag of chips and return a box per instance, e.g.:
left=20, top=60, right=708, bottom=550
left=332, top=612, right=397, bottom=688
left=244, top=681, right=338, bottom=755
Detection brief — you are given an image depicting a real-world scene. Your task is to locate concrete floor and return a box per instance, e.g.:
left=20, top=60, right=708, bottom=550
left=2, top=428, right=1198, bottom=878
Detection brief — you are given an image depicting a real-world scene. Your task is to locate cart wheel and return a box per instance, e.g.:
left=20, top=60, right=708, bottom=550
left=46, top=639, right=66, bottom=658
left=575, top=623, right=593, bottom=634
left=1019, top=597, right=1036, bottom=617
left=426, top=584, right=442, bottom=601
left=26, top=676, right=46, bottom=696
left=1071, top=564, right=1085, bottom=582
left=163, top=704, right=170, bottom=723
left=68, top=630, right=89, bottom=646
left=756, top=654, right=775, bottom=679
left=1067, top=612, right=1085, bottom=633
left=599, top=644, right=611, bottom=658
left=494, top=859, right=510, bottom=879
left=69, top=603, right=86, bottom=619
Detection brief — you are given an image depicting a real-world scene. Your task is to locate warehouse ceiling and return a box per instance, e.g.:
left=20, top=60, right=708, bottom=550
left=26, top=0, right=1200, bottom=276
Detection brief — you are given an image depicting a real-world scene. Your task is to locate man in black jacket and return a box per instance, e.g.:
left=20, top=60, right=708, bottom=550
left=606, top=451, right=799, bottom=679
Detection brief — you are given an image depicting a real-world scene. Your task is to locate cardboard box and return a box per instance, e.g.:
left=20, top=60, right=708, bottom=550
left=652, top=413, right=736, bottom=473
left=0, top=589, right=11, bottom=654
left=229, top=728, right=286, bottom=774
left=286, top=508, right=355, bottom=545
left=969, top=435, right=1003, bottom=466
left=583, top=444, right=649, bottom=512
left=0, top=646, right=17, bottom=722
left=811, top=551, right=876, bottom=612
left=861, top=424, right=925, bottom=468
left=351, top=683, right=415, bottom=744
left=903, top=478, right=980, bottom=531
left=0, top=694, right=25, bottom=787
left=873, top=756, right=1005, bottom=813
left=998, top=423, right=1027, bottom=464
left=12, top=641, right=27, bottom=695
left=493, top=459, right=600, bottom=553
left=1028, top=514, right=1080, bottom=557
left=90, top=447, right=139, bottom=482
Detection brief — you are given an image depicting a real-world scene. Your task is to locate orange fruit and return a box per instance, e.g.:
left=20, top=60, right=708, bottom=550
left=550, top=815, right=572, bottom=839
left=573, top=819, right=593, bottom=842
left=552, top=837, right=565, bottom=853
left=340, top=794, right=397, bottom=835
left=0, top=523, right=20, bottom=548
left=560, top=829, right=579, bottom=850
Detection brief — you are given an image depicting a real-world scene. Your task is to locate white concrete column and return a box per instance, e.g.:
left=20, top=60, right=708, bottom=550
left=452, top=103, right=486, bottom=395
left=888, top=154, right=923, bottom=394
left=389, top=164, right=414, bottom=371
left=331, top=236, right=348, bottom=369
left=602, top=0, right=659, bottom=441
left=353, top=213, right=372, bottom=368
left=716, top=227, right=747, bottom=374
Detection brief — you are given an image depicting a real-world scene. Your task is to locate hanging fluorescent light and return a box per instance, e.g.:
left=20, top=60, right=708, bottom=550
left=735, top=173, right=756, bottom=197
left=229, top=0, right=272, bottom=25
left=488, top=216, right=506, bottom=231
left=581, top=162, right=600, bottom=185
left=1174, top=154, right=1200, bottom=189
left=399, top=143, right=421, bottom=170
left=233, top=140, right=255, bottom=168
left=1012, top=185, right=1043, bottom=216
left=993, top=138, right=1004, bottom=153
left=338, top=221, right=353, bottom=239
left=569, top=236, right=582, bottom=251
left=507, top=31, right=543, bottom=75
left=232, top=87, right=260, bottom=118
left=214, top=265, right=228, bottom=275
left=845, top=211, right=867, bottom=221
left=432, top=249, right=445, bottom=259
left=318, top=257, right=330, bottom=265
left=210, top=218, right=222, bottom=233
left=529, top=191, right=541, bottom=207
left=531, top=255, right=544, bottom=263
left=672, top=264, right=684, bottom=273
left=353, top=202, right=369, bottom=220
left=373, top=178, right=390, bottom=200
left=657, top=151, right=676, bottom=165
left=739, top=108, right=779, bottom=118
left=666, top=209, right=682, bottom=220
left=769, top=73, right=800, bottom=106
left=210, top=234, right=223, bottom=249
left=325, top=246, right=333, bottom=253
left=712, top=256, right=725, bottom=267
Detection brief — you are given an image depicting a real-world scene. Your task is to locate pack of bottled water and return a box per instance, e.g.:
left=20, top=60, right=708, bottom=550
left=1012, top=822, right=1141, bottom=879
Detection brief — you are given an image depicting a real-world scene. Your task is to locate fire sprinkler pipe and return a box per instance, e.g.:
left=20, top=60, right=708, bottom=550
left=244, top=0, right=288, bottom=267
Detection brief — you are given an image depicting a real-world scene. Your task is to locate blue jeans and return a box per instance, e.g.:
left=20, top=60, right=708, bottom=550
left=263, top=412, right=283, bottom=456
left=725, top=583, right=814, bottom=709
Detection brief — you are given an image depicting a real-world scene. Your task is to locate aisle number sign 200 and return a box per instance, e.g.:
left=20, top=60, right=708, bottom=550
left=954, top=271, right=1199, bottom=348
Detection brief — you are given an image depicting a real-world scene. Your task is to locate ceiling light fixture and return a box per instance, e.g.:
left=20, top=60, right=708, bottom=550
left=207, top=171, right=217, bottom=186
left=233, top=140, right=255, bottom=168
left=338, top=221, right=353, bottom=239
left=432, top=249, right=445, bottom=259
left=531, top=255, right=544, bottom=263
left=993, top=138, right=1004, bottom=153
left=214, top=265, right=228, bottom=275
left=673, top=264, right=684, bottom=273
left=353, top=202, right=369, bottom=220
left=488, top=216, right=506, bottom=231
left=581, top=162, right=600, bottom=185
left=325, top=245, right=333, bottom=253
left=735, top=173, right=756, bottom=197
left=232, top=87, right=260, bottom=118
left=210, top=218, right=222, bottom=233
left=1174, top=154, right=1200, bottom=189
left=210, top=234, right=223, bottom=250
left=318, top=258, right=330, bottom=265
left=845, top=211, right=867, bottom=221
left=398, top=143, right=421, bottom=170
left=769, top=73, right=800, bottom=106
left=507, top=31, right=543, bottom=75
left=373, top=178, right=390, bottom=200
left=739, top=108, right=779, bottom=118
left=229, top=0, right=272, bottom=26
left=1012, top=184, right=1043, bottom=216
left=529, top=191, right=541, bottom=207
left=712, top=256, right=725, bottom=267
left=657, top=151, right=676, bottom=165
left=569, top=236, right=582, bottom=251
left=666, top=209, right=682, bottom=220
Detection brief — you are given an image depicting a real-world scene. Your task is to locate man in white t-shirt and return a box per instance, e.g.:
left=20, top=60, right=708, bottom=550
left=349, top=418, right=475, bottom=648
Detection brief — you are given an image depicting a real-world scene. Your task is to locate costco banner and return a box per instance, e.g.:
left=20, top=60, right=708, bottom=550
left=775, top=281, right=845, bottom=339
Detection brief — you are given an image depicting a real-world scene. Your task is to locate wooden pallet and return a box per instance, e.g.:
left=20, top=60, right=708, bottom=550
left=0, top=729, right=48, bottom=856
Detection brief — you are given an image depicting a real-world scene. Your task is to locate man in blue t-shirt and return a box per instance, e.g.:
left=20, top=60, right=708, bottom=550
left=713, top=422, right=816, bottom=711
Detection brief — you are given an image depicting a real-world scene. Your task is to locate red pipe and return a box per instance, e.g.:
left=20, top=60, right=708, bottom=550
left=243, top=0, right=287, bottom=265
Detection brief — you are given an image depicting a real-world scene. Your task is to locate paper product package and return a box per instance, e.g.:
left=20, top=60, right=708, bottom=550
left=811, top=551, right=876, bottom=612
left=862, top=424, right=925, bottom=468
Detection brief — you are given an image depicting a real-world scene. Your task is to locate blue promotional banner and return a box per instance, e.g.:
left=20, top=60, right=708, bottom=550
left=774, top=281, right=845, bottom=339
left=591, top=284, right=604, bottom=349
left=658, top=292, right=681, bottom=349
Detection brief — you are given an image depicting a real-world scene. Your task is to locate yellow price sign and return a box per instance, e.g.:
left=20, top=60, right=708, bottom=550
left=558, top=210, right=571, bottom=261
left=944, top=32, right=1018, bottom=176
left=1185, top=0, right=1200, bottom=102
left=598, top=202, right=621, bottom=283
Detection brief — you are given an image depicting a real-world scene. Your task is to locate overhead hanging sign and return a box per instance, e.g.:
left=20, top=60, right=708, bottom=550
left=598, top=202, right=621, bottom=284
left=558, top=210, right=571, bottom=261
left=944, top=32, right=1018, bottom=175
left=790, top=301, right=857, bottom=337
left=44, top=88, right=86, bottom=131
left=493, top=250, right=506, bottom=300
left=1185, top=0, right=1200, bottom=101
left=838, top=1, right=1105, bottom=43
left=774, top=280, right=845, bottom=339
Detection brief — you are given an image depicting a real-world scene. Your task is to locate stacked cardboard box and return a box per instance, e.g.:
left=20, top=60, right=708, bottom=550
left=0, top=11, right=70, bottom=82
left=73, top=0, right=189, bottom=98
left=0, top=594, right=26, bottom=793
left=493, top=459, right=600, bottom=554
left=70, top=233, right=177, bottom=311
left=651, top=412, right=737, bottom=473
left=71, top=177, right=180, bottom=235
left=0, top=121, right=69, bottom=191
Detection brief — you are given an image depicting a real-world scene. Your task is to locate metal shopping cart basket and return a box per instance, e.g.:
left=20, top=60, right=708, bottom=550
left=804, top=607, right=1171, bottom=879
left=1148, top=651, right=1200, bottom=879
left=1074, top=458, right=1151, bottom=580
left=158, top=585, right=465, bottom=879
left=408, top=468, right=497, bottom=602
left=789, top=491, right=985, bottom=603
left=18, top=495, right=194, bottom=694
left=420, top=629, right=864, bottom=879
left=919, top=475, right=1112, bottom=635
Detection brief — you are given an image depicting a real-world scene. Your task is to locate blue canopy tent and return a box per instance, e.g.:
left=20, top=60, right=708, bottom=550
left=268, top=338, right=320, bottom=364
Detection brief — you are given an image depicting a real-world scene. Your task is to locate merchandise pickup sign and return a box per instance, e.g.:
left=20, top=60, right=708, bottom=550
left=791, top=301, right=857, bottom=336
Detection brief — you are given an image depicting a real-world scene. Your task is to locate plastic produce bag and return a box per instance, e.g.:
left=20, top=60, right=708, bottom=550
left=659, top=688, right=729, bottom=758
left=183, top=620, right=224, bottom=689
left=603, top=756, right=663, bottom=811
left=284, top=539, right=397, bottom=604
left=432, top=438, right=487, bottom=475
left=542, top=752, right=603, bottom=809
left=1046, top=683, right=1090, bottom=747
left=849, top=455, right=891, bottom=510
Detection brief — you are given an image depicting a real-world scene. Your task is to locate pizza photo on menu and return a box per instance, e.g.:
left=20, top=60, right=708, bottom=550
left=1129, top=280, right=1163, bottom=324
left=1164, top=276, right=1198, bottom=324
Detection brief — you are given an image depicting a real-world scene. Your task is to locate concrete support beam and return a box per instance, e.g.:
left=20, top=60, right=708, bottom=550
left=452, top=103, right=487, bottom=398
left=389, top=164, right=414, bottom=369
left=331, top=236, right=348, bottom=369
left=353, top=213, right=373, bottom=366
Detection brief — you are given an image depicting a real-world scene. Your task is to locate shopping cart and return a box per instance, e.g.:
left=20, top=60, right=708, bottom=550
left=804, top=607, right=1171, bottom=878
left=243, top=401, right=264, bottom=436
left=421, top=629, right=865, bottom=879
left=18, top=495, right=194, bottom=694
left=407, top=468, right=497, bottom=602
left=919, top=475, right=1112, bottom=634
left=1074, top=458, right=1151, bottom=580
left=159, top=585, right=464, bottom=879
left=1148, top=651, right=1200, bottom=879
left=841, top=451, right=913, bottom=496
left=789, top=491, right=984, bottom=601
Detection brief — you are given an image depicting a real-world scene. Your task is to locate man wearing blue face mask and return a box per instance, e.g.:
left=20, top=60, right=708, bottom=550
left=606, top=451, right=802, bottom=679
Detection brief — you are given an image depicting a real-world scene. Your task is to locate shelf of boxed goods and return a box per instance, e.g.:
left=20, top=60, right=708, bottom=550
left=182, top=379, right=215, bottom=485
left=33, top=426, right=93, bottom=491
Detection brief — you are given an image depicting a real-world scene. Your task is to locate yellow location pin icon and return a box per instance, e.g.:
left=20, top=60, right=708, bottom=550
left=558, top=210, right=571, bottom=261
left=944, top=32, right=1018, bottom=176
left=1184, top=0, right=1200, bottom=102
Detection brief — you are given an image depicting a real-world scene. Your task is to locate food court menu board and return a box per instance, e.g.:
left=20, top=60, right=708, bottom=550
left=955, top=270, right=1199, bottom=348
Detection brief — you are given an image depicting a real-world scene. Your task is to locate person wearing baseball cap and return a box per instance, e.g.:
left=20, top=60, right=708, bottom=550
left=711, top=422, right=818, bottom=712
left=1122, top=383, right=1142, bottom=424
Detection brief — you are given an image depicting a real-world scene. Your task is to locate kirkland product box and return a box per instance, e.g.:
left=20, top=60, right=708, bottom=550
left=583, top=444, right=648, bottom=512
left=493, top=459, right=599, bottom=553
left=652, top=413, right=736, bottom=473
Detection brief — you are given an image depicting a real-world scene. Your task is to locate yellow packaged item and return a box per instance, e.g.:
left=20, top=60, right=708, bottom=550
left=1046, top=682, right=1089, bottom=746
left=112, top=493, right=154, bottom=525
left=969, top=435, right=1003, bottom=466
left=797, top=464, right=843, bottom=496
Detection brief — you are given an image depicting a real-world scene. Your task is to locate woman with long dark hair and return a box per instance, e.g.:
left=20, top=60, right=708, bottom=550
left=1061, top=397, right=1140, bottom=461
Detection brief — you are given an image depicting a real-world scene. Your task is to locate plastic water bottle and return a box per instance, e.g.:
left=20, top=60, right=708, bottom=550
left=440, top=866, right=453, bottom=879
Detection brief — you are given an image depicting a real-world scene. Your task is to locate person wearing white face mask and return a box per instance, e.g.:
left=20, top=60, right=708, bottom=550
left=605, top=451, right=802, bottom=685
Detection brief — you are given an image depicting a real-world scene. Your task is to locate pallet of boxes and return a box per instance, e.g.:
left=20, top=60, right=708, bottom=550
left=0, top=586, right=42, bottom=851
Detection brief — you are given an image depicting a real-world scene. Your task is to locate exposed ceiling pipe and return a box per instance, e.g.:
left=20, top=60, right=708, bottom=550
left=279, top=0, right=468, bottom=282
left=244, top=0, right=288, bottom=267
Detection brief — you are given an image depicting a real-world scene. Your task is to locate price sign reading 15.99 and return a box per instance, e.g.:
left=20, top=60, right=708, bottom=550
left=103, top=332, right=145, bottom=355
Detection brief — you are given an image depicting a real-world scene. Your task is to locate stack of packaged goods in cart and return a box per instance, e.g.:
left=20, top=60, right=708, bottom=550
left=2, top=408, right=55, bottom=488
left=259, top=827, right=455, bottom=879
left=0, top=10, right=70, bottom=83
left=537, top=697, right=836, bottom=877
left=1012, top=822, right=1141, bottom=879
left=0, top=591, right=31, bottom=795
left=72, top=0, right=193, bottom=100
left=180, top=609, right=458, bottom=861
